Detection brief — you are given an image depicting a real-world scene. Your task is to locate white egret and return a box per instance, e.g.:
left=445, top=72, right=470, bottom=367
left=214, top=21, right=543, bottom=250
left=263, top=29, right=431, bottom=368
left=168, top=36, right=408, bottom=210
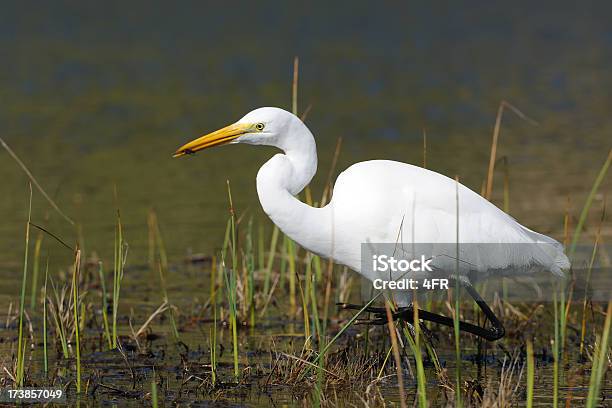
left=174, top=107, right=570, bottom=340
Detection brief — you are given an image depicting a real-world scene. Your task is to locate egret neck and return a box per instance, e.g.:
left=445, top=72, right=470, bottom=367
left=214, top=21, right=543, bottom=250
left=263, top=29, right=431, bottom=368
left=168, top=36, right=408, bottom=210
left=254, top=118, right=333, bottom=259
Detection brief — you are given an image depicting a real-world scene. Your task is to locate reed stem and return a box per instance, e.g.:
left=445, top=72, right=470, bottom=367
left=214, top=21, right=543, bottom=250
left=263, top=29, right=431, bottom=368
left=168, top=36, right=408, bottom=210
left=72, top=249, right=82, bottom=393
left=526, top=339, right=534, bottom=408
left=16, top=183, right=32, bottom=387
left=42, top=259, right=49, bottom=375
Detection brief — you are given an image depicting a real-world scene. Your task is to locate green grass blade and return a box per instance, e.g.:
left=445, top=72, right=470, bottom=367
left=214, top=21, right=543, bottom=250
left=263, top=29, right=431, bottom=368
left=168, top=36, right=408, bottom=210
left=585, top=300, right=612, bottom=407
left=263, top=226, right=279, bottom=296
left=552, top=287, right=559, bottom=408
left=29, top=232, right=43, bottom=310
left=72, top=249, right=82, bottom=393
left=98, top=262, right=112, bottom=349
left=151, top=371, right=158, bottom=408
left=16, top=184, right=32, bottom=387
left=48, top=274, right=69, bottom=358
left=526, top=339, right=534, bottom=408
left=43, top=259, right=49, bottom=374
left=569, top=149, right=611, bottom=257
left=454, top=177, right=462, bottom=408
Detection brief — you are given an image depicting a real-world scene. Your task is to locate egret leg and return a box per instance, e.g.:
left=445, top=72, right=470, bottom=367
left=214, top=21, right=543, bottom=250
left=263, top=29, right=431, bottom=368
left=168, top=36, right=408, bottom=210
left=393, top=282, right=505, bottom=341
left=462, top=283, right=505, bottom=340
left=336, top=284, right=505, bottom=341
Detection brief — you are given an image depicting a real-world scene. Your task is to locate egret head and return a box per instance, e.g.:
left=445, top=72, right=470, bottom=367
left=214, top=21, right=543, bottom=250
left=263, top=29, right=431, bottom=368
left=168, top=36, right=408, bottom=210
left=173, top=107, right=301, bottom=157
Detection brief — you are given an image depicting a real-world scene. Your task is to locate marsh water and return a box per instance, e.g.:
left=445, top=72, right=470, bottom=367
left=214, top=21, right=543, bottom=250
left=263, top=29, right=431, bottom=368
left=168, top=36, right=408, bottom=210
left=1, top=2, right=611, bottom=405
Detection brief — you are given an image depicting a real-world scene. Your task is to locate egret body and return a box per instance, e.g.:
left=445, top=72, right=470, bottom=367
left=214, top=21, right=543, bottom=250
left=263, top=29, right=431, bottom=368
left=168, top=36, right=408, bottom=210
left=174, top=107, right=570, bottom=340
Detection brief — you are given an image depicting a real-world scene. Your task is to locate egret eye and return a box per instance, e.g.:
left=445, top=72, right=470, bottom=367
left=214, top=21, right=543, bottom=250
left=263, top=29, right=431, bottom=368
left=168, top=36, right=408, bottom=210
left=255, top=123, right=265, bottom=131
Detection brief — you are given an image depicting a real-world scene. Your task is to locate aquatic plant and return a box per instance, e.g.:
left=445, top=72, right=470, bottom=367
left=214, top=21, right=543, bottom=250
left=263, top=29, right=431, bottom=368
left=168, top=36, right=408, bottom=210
left=15, top=184, right=32, bottom=387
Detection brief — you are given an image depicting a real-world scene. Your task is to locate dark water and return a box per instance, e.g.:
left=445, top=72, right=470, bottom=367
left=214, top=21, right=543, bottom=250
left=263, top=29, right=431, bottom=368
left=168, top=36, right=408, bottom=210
left=1, top=258, right=610, bottom=406
left=0, top=3, right=611, bottom=404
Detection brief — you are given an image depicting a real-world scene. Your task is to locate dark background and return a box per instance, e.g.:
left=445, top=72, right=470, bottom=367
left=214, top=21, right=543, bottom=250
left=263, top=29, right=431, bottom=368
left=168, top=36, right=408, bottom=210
left=0, top=1, right=610, bottom=265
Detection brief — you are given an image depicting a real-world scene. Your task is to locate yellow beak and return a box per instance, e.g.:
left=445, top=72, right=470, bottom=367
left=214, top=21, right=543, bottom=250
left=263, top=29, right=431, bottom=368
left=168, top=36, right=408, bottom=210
left=173, top=123, right=252, bottom=158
